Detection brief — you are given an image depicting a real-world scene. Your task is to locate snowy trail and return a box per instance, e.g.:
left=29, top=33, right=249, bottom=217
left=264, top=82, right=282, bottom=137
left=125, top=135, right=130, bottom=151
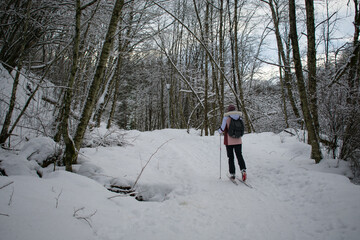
left=1, top=129, right=360, bottom=240
left=79, top=129, right=359, bottom=240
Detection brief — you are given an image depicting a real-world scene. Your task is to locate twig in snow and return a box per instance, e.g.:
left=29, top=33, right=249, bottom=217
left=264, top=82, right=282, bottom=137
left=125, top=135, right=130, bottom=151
left=73, top=207, right=97, bottom=228
left=8, top=186, right=14, bottom=206
left=55, top=189, right=63, bottom=208
left=73, top=207, right=85, bottom=216
left=283, top=130, right=295, bottom=136
left=108, top=191, right=138, bottom=199
left=0, top=181, right=15, bottom=206
left=132, top=138, right=174, bottom=189
left=0, top=181, right=14, bottom=189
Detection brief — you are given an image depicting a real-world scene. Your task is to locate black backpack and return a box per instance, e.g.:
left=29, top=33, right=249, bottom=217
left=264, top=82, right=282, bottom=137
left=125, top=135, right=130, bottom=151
left=228, top=117, right=244, bottom=138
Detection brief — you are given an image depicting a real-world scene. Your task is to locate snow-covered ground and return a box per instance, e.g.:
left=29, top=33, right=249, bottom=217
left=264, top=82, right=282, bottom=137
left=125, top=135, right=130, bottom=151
left=1, top=128, right=359, bottom=240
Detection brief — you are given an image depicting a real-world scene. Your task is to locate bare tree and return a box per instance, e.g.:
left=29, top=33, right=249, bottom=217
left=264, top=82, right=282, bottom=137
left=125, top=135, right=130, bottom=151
left=289, top=0, right=322, bottom=163
left=339, top=0, right=360, bottom=172
left=55, top=0, right=82, bottom=171
left=305, top=0, right=320, bottom=135
left=233, top=0, right=254, bottom=133
left=0, top=0, right=32, bottom=145
left=62, top=0, right=125, bottom=170
left=260, top=0, right=301, bottom=122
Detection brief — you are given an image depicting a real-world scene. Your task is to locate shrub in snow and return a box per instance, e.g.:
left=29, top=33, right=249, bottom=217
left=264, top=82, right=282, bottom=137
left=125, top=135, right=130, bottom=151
left=20, top=137, right=62, bottom=167
left=0, top=153, right=41, bottom=176
left=76, top=161, right=133, bottom=194
left=82, top=125, right=127, bottom=148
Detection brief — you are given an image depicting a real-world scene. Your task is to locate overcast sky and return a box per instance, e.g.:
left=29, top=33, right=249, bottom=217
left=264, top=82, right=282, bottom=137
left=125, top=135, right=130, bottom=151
left=256, top=0, right=355, bottom=81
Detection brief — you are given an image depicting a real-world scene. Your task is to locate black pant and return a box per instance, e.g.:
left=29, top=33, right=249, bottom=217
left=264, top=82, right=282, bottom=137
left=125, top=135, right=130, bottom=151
left=226, top=144, right=246, bottom=175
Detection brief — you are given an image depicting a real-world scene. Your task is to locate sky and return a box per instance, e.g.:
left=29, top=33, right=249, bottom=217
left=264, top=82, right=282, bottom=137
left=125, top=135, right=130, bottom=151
left=256, top=0, right=356, bottom=81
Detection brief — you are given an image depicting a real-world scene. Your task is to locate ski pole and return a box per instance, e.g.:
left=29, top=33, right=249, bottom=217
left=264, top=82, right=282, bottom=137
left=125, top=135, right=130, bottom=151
left=219, top=133, right=222, bottom=179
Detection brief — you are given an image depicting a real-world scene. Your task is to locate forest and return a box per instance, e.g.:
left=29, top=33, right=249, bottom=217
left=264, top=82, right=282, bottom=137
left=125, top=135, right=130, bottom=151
left=0, top=0, right=359, bottom=180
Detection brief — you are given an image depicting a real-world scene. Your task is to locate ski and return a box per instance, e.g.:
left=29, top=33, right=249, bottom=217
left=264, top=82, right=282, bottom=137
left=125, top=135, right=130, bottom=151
left=236, top=177, right=253, bottom=188
left=227, top=175, right=238, bottom=185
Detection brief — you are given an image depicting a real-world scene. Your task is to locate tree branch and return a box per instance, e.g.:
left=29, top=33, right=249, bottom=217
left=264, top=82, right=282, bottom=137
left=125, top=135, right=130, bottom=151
left=132, top=138, right=173, bottom=189
left=152, top=1, right=243, bottom=105
left=0, top=181, right=14, bottom=189
left=80, top=0, right=98, bottom=10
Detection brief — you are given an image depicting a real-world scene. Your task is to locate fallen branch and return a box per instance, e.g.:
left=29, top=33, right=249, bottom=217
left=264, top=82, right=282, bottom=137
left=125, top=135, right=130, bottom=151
left=8, top=186, right=14, bottom=206
left=132, top=138, right=174, bottom=189
left=55, top=189, right=63, bottom=208
left=283, top=130, right=295, bottom=136
left=0, top=181, right=14, bottom=189
left=108, top=191, right=137, bottom=199
left=73, top=207, right=97, bottom=228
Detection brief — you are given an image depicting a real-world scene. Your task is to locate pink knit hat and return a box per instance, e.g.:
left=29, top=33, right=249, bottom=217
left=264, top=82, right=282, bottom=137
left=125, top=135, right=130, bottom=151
left=227, top=104, right=236, bottom=111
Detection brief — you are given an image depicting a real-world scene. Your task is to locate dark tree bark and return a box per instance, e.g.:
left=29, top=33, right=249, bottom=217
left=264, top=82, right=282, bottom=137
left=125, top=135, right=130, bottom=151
left=262, top=0, right=301, bottom=121
left=234, top=0, right=253, bottom=133
left=305, top=0, right=320, bottom=135
left=62, top=0, right=125, bottom=169
left=278, top=51, right=289, bottom=128
left=340, top=0, right=360, bottom=162
left=0, top=0, right=32, bottom=145
left=289, top=0, right=322, bottom=163
left=204, top=1, right=210, bottom=136
left=56, top=0, right=82, bottom=171
left=219, top=0, right=225, bottom=117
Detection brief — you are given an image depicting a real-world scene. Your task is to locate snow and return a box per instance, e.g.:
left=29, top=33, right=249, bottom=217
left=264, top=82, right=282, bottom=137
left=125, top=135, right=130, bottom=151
left=20, top=137, right=62, bottom=166
left=1, top=128, right=360, bottom=240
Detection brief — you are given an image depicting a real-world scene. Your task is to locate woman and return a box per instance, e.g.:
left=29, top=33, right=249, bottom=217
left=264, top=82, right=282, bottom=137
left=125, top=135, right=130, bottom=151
left=219, top=104, right=247, bottom=181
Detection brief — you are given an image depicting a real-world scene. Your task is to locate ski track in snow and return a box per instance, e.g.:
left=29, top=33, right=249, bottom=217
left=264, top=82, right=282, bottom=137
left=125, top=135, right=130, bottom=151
left=1, top=129, right=359, bottom=240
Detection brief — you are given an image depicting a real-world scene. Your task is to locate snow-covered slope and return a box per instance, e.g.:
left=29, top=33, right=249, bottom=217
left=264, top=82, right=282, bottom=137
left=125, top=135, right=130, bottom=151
left=0, top=65, right=56, bottom=146
left=1, top=129, right=359, bottom=240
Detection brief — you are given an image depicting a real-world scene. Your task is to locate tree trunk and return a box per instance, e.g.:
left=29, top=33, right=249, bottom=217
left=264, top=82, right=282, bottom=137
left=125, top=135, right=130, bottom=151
left=234, top=0, right=252, bottom=133
left=55, top=0, right=82, bottom=171
left=340, top=0, right=360, bottom=161
left=0, top=0, right=32, bottom=146
left=284, top=35, right=301, bottom=121
left=278, top=51, right=289, bottom=128
left=305, top=0, right=320, bottom=135
left=160, top=75, right=166, bottom=129
left=265, top=0, right=300, bottom=121
left=107, top=8, right=134, bottom=129
left=227, top=0, right=240, bottom=110
left=0, top=67, right=22, bottom=145
left=62, top=0, right=125, bottom=169
left=219, top=0, right=225, bottom=115
left=107, top=57, right=122, bottom=129
left=289, top=0, right=322, bottom=163
left=204, top=1, right=210, bottom=136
